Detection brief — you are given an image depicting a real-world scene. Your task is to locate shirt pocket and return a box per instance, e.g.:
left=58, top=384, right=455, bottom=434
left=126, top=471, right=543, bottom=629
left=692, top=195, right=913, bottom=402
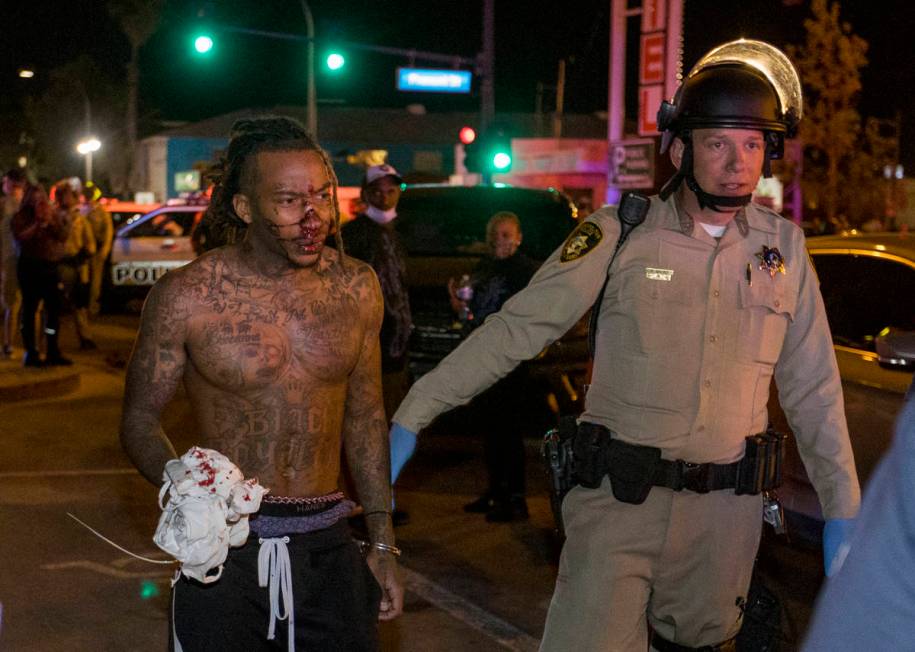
left=737, top=279, right=795, bottom=364
left=615, top=262, right=696, bottom=353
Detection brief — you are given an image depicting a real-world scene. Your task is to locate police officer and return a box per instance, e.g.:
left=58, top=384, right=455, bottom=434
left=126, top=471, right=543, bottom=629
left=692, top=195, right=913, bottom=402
left=388, top=40, right=860, bottom=651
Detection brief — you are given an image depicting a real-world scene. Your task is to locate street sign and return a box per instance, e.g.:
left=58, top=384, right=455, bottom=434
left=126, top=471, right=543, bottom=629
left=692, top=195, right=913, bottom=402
left=640, top=33, right=666, bottom=85
left=639, top=85, right=663, bottom=136
left=609, top=140, right=656, bottom=189
left=642, top=0, right=667, bottom=32
left=396, top=68, right=472, bottom=94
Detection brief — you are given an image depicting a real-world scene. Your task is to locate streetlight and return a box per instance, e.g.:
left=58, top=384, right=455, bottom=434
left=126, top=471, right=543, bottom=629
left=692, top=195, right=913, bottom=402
left=76, top=138, right=101, bottom=183
left=18, top=69, right=35, bottom=79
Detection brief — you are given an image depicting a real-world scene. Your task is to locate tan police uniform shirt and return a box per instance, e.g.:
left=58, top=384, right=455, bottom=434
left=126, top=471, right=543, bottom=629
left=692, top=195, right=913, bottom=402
left=63, top=209, right=96, bottom=283
left=394, top=195, right=860, bottom=520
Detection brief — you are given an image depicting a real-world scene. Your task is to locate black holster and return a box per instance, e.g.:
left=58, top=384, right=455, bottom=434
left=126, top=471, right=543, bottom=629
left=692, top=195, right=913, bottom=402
left=573, top=421, right=661, bottom=504
left=735, top=427, right=787, bottom=495
left=570, top=422, right=785, bottom=505
left=541, top=416, right=578, bottom=534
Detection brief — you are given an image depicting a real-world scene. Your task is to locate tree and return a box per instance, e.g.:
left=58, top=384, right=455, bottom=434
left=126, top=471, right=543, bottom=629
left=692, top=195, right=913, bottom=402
left=108, top=0, right=164, bottom=196
left=787, top=0, right=868, bottom=224
left=24, top=56, right=123, bottom=187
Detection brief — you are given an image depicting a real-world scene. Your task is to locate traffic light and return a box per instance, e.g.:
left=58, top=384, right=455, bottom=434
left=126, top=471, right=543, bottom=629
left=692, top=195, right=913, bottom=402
left=325, top=51, right=346, bottom=71
left=462, top=129, right=483, bottom=174
left=458, top=126, right=476, bottom=145
left=462, top=126, right=512, bottom=175
left=487, top=127, right=512, bottom=172
left=193, top=33, right=214, bottom=55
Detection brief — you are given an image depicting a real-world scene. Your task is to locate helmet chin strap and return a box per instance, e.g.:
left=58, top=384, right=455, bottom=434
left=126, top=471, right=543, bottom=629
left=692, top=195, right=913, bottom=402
left=659, top=136, right=753, bottom=212
left=684, top=176, right=752, bottom=212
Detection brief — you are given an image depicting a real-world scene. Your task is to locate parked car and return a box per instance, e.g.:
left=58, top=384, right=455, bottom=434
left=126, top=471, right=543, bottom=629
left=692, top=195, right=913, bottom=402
left=773, top=232, right=915, bottom=540
left=394, top=184, right=585, bottom=430
left=101, top=200, right=162, bottom=229
left=104, top=203, right=207, bottom=310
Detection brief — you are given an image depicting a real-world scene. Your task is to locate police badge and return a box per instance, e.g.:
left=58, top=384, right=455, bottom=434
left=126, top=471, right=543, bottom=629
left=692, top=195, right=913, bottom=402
left=560, top=222, right=603, bottom=262
left=755, top=246, right=786, bottom=278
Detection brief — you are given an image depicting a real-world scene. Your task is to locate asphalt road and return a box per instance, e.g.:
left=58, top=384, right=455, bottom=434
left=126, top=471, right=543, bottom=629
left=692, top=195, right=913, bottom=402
left=0, top=314, right=825, bottom=651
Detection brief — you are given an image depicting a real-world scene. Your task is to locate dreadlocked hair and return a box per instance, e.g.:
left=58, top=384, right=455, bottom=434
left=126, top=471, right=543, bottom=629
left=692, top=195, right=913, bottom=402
left=198, top=115, right=345, bottom=262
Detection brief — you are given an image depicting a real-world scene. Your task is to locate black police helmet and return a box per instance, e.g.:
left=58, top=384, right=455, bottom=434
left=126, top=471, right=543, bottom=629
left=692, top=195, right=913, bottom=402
left=671, top=64, right=786, bottom=134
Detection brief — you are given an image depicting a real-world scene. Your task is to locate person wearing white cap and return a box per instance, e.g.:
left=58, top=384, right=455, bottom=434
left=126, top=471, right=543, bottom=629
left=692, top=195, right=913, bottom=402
left=342, top=164, right=413, bottom=424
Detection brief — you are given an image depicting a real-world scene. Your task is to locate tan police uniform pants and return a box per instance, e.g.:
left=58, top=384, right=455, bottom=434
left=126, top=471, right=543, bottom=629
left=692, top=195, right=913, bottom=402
left=540, top=476, right=762, bottom=651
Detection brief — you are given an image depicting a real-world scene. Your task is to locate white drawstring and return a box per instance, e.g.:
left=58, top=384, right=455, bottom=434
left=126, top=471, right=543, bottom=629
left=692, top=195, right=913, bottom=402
left=258, top=536, right=295, bottom=652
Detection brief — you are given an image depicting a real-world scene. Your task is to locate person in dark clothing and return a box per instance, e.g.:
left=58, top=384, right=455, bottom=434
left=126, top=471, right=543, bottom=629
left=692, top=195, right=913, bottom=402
left=341, top=164, right=413, bottom=423
left=11, top=184, right=73, bottom=367
left=449, top=211, right=539, bottom=522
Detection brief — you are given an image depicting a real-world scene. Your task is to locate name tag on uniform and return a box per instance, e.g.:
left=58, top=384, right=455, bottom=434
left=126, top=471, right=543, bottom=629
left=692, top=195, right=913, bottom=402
left=645, top=267, right=674, bottom=281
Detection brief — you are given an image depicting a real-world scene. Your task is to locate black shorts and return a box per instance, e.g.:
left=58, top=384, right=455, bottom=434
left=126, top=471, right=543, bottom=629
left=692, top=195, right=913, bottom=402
left=171, top=519, right=382, bottom=651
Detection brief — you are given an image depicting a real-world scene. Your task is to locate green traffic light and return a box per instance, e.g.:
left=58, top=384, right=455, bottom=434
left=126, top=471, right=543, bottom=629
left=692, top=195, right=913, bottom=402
left=194, top=35, right=214, bottom=54
left=326, top=53, right=345, bottom=71
left=492, top=152, right=512, bottom=171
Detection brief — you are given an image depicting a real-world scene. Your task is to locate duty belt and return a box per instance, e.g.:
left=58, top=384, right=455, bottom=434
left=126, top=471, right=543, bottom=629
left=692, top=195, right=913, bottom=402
left=572, top=421, right=786, bottom=504
left=650, top=456, right=740, bottom=493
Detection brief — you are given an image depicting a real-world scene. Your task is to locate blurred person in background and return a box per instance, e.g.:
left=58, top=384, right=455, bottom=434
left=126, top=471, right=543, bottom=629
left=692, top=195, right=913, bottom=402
left=343, top=164, right=413, bottom=525
left=449, top=212, right=539, bottom=522
left=81, top=181, right=113, bottom=316
left=1, top=169, right=26, bottom=358
left=54, top=181, right=96, bottom=351
left=12, top=184, right=71, bottom=366
left=343, top=164, right=413, bottom=422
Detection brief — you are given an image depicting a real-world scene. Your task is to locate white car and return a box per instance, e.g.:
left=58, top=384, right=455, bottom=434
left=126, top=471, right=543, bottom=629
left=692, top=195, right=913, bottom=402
left=109, top=204, right=207, bottom=288
left=775, top=232, right=915, bottom=539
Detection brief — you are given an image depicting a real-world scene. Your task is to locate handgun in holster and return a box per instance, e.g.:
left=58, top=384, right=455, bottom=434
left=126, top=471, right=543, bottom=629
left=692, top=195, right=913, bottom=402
left=541, top=415, right=578, bottom=534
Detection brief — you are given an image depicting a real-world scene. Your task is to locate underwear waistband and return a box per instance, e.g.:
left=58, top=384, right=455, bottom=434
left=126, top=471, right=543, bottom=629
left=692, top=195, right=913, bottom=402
left=251, top=496, right=355, bottom=538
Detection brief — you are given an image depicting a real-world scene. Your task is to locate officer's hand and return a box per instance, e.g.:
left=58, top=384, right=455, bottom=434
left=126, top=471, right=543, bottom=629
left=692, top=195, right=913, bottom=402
left=823, top=517, right=856, bottom=576
left=389, top=423, right=418, bottom=484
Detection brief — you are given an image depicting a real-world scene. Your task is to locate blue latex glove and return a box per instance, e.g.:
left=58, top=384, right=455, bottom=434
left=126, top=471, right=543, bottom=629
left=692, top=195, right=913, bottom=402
left=389, top=423, right=418, bottom=484
left=823, top=517, right=856, bottom=576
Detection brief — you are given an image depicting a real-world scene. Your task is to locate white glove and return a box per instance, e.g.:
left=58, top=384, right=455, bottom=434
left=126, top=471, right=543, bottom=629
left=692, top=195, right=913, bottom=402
left=154, top=447, right=268, bottom=583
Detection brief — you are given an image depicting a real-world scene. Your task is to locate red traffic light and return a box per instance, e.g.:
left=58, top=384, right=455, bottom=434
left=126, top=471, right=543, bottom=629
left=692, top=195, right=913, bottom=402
left=458, top=126, right=477, bottom=145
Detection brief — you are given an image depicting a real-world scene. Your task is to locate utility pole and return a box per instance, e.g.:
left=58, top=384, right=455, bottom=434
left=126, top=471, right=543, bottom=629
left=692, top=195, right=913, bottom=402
left=552, top=59, right=566, bottom=139
left=299, top=0, right=317, bottom=137
left=479, top=0, right=495, bottom=132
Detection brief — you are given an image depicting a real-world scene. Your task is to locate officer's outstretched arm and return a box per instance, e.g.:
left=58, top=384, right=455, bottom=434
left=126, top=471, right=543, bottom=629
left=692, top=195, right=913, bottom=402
left=393, top=208, right=623, bottom=434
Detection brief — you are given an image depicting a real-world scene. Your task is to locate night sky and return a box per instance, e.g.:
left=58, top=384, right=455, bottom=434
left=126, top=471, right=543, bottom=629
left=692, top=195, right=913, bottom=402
left=2, top=0, right=914, bottom=168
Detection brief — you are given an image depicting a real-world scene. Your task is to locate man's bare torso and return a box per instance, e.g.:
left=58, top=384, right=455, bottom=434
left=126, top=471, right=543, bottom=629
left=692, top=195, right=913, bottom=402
left=164, top=244, right=372, bottom=496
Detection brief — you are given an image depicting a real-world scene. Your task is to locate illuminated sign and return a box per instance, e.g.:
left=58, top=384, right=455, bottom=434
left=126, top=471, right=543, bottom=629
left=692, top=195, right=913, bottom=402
left=609, top=140, right=656, bottom=189
left=174, top=170, right=201, bottom=192
left=639, top=85, right=663, bottom=136
left=640, top=33, right=666, bottom=85
left=396, top=68, right=472, bottom=94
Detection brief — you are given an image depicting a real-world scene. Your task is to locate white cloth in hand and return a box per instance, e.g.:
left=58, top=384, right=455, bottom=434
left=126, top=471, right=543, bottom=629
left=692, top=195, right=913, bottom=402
left=154, top=447, right=268, bottom=583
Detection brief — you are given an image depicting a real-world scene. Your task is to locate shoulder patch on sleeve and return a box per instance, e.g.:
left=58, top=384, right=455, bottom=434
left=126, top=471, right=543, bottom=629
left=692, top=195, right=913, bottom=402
left=560, top=221, right=603, bottom=262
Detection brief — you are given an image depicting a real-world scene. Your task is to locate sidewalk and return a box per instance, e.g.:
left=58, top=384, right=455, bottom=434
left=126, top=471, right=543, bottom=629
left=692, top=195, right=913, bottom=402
left=0, top=315, right=138, bottom=403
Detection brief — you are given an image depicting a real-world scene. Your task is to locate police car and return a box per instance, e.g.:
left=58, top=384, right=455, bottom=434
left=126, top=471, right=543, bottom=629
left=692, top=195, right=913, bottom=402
left=101, top=199, right=162, bottom=229
left=108, top=203, right=207, bottom=291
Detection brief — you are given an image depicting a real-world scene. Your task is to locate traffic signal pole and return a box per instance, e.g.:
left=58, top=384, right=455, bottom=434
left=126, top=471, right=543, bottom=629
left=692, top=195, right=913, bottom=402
left=201, top=17, right=490, bottom=147
left=479, top=0, right=495, bottom=184
left=299, top=0, right=317, bottom=137
left=213, top=25, right=478, bottom=67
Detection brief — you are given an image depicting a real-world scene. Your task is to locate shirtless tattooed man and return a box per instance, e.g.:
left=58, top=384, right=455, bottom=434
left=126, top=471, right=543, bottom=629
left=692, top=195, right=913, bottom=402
left=120, top=116, right=403, bottom=651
